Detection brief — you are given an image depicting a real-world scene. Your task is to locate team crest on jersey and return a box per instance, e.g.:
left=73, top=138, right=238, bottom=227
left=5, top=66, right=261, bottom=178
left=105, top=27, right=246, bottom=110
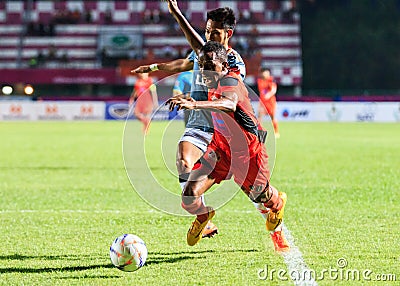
left=210, top=95, right=219, bottom=101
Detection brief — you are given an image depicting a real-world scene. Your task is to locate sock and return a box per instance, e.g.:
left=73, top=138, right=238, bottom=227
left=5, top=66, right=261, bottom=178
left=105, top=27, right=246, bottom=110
left=196, top=212, right=209, bottom=223
left=253, top=202, right=268, bottom=220
left=270, top=224, right=283, bottom=234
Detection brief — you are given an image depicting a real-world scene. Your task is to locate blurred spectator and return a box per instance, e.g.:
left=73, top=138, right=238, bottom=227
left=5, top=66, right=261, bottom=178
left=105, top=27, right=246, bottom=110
left=146, top=48, right=155, bottom=61
left=26, top=22, right=37, bottom=36
left=265, top=0, right=281, bottom=21
left=239, top=9, right=251, bottom=23
left=143, top=9, right=152, bottom=24
left=99, top=47, right=112, bottom=67
left=171, top=22, right=181, bottom=36
left=248, top=39, right=258, bottom=57
left=281, top=0, right=297, bottom=23
left=25, top=21, right=55, bottom=37
left=250, top=24, right=259, bottom=38
left=104, top=7, right=113, bottom=24
left=70, top=8, right=82, bottom=24
left=53, top=8, right=70, bottom=24
left=47, top=21, right=55, bottom=36
left=36, top=50, right=45, bottom=67
left=153, top=9, right=161, bottom=24
left=47, top=44, right=57, bottom=61
left=235, top=37, right=249, bottom=56
left=162, top=45, right=177, bottom=58
left=38, top=23, right=46, bottom=36
left=60, top=51, right=69, bottom=67
left=142, top=8, right=164, bottom=24
left=84, top=10, right=92, bottom=23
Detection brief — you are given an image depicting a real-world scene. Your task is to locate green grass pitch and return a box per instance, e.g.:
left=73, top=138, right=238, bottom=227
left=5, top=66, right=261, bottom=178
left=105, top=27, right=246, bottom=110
left=0, top=121, right=398, bottom=285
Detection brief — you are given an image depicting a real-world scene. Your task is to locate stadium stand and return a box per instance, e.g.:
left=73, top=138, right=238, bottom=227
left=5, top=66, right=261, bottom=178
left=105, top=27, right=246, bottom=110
left=0, top=0, right=301, bottom=86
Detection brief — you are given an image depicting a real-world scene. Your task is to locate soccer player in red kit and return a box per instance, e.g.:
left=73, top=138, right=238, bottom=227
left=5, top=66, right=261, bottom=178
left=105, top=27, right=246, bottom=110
left=133, top=2, right=246, bottom=238
left=168, top=41, right=289, bottom=251
left=257, top=67, right=279, bottom=137
left=129, top=73, right=158, bottom=134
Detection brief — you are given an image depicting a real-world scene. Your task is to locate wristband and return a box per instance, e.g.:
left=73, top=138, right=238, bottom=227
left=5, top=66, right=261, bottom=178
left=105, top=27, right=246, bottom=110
left=149, top=64, right=159, bottom=71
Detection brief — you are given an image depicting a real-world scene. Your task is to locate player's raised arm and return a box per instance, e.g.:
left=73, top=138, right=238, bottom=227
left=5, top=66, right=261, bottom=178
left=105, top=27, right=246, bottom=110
left=165, top=0, right=205, bottom=55
left=131, top=58, right=193, bottom=74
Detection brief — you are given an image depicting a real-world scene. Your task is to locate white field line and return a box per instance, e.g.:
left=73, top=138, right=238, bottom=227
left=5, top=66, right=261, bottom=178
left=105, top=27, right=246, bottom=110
left=282, top=224, right=318, bottom=286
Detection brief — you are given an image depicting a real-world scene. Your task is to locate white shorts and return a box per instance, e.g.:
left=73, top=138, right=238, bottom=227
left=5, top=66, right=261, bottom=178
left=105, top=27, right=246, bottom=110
left=178, top=128, right=213, bottom=153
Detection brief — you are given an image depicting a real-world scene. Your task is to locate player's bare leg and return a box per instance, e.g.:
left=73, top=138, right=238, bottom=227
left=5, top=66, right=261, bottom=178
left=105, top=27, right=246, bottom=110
left=181, top=168, right=216, bottom=246
left=134, top=111, right=151, bottom=134
left=176, top=141, right=218, bottom=238
left=270, top=111, right=279, bottom=137
left=257, top=107, right=266, bottom=125
left=176, top=141, right=203, bottom=186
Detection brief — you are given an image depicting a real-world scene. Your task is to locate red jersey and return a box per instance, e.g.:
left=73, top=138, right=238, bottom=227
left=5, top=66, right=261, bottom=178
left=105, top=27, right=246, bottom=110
left=257, top=77, right=277, bottom=103
left=201, top=72, right=270, bottom=192
left=208, top=72, right=266, bottom=154
left=134, top=77, right=154, bottom=114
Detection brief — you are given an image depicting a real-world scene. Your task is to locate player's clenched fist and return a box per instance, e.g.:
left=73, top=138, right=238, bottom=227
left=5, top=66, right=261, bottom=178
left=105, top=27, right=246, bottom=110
left=162, top=0, right=180, bottom=15
left=131, top=65, right=151, bottom=74
left=166, top=96, right=196, bottom=111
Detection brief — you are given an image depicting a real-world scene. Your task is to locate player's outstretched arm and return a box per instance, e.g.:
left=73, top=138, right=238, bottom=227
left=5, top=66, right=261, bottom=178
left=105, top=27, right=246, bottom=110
left=165, top=0, right=204, bottom=55
left=131, top=58, right=193, bottom=74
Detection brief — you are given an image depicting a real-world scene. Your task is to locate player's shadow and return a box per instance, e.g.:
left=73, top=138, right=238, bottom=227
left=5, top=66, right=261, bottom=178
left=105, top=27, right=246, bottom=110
left=146, top=248, right=259, bottom=266
left=0, top=249, right=260, bottom=273
left=0, top=254, right=114, bottom=274
left=0, top=264, right=115, bottom=274
left=0, top=254, right=96, bottom=261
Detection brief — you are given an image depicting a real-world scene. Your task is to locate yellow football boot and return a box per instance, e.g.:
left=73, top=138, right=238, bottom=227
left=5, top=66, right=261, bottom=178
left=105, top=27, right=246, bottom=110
left=187, top=208, right=215, bottom=246
left=266, top=192, right=287, bottom=231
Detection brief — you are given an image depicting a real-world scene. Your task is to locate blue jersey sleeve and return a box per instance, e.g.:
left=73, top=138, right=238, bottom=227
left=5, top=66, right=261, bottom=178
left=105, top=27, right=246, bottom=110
left=187, top=50, right=196, bottom=63
left=173, top=71, right=193, bottom=95
left=173, top=73, right=186, bottom=94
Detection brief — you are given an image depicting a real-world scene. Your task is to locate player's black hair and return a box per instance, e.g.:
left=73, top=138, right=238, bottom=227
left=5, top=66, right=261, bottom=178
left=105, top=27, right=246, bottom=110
left=207, top=7, right=236, bottom=31
left=200, top=41, right=227, bottom=63
left=260, top=67, right=271, bottom=73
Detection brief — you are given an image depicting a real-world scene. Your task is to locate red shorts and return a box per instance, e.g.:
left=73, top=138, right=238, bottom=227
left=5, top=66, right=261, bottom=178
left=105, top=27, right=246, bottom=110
left=135, top=93, right=153, bottom=115
left=259, top=96, right=276, bottom=116
left=200, top=132, right=270, bottom=197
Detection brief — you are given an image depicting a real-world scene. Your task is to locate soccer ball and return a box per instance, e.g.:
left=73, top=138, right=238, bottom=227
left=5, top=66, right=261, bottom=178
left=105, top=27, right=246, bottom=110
left=109, top=234, right=148, bottom=272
